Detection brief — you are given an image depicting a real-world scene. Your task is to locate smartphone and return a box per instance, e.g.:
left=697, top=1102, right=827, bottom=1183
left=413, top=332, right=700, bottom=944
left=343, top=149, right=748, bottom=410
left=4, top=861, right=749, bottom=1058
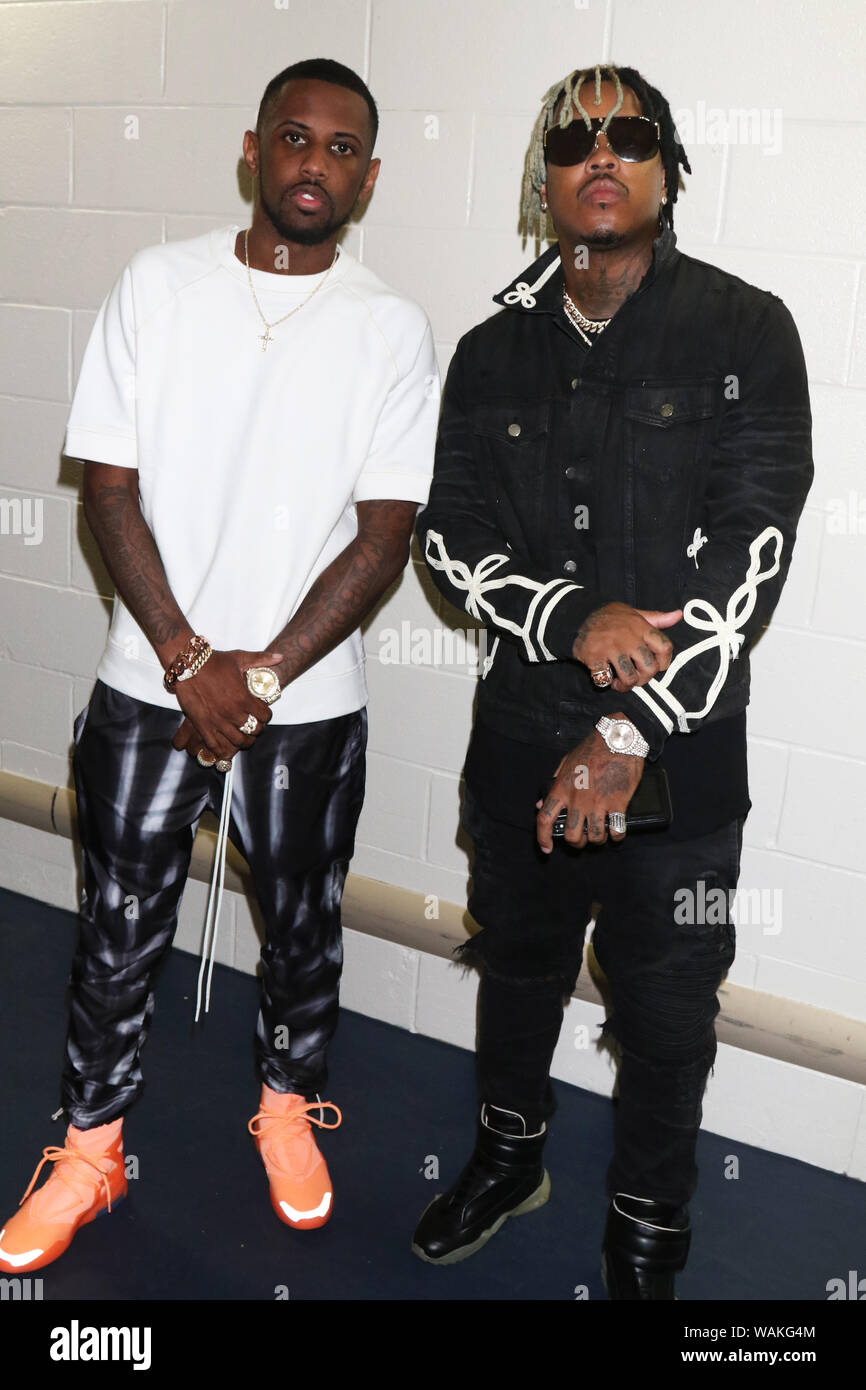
left=551, top=765, right=672, bottom=837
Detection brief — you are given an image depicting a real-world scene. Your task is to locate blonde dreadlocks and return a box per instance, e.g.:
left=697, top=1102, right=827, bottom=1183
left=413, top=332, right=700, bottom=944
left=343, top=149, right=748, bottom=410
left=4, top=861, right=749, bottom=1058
left=519, top=62, right=691, bottom=243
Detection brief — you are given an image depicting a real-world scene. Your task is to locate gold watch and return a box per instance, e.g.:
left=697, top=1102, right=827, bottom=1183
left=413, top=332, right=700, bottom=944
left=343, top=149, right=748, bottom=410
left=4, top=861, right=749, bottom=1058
left=245, top=667, right=282, bottom=705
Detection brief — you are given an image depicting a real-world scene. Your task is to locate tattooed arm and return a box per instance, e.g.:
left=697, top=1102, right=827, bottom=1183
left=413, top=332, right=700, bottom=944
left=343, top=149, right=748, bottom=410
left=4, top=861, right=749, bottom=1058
left=169, top=496, right=417, bottom=762
left=82, top=462, right=194, bottom=666
left=82, top=462, right=281, bottom=760
left=171, top=498, right=418, bottom=759
left=265, top=499, right=419, bottom=682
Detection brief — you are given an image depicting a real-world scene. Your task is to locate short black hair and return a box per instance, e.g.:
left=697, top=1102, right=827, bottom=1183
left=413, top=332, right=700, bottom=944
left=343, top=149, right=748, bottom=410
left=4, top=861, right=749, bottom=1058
left=256, top=58, right=378, bottom=151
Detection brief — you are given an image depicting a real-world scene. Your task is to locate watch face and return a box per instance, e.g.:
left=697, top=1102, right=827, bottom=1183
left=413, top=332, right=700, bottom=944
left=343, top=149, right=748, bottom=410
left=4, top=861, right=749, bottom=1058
left=609, top=720, right=635, bottom=752
left=246, top=667, right=281, bottom=704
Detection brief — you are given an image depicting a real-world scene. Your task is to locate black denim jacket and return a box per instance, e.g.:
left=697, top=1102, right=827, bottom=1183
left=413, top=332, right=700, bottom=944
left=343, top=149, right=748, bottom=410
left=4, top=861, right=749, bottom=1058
left=416, top=223, right=814, bottom=757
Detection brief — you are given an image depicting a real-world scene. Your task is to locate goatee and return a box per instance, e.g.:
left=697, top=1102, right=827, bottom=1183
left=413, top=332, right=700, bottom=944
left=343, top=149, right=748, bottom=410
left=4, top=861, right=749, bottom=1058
left=259, top=187, right=347, bottom=248
left=583, top=227, right=626, bottom=249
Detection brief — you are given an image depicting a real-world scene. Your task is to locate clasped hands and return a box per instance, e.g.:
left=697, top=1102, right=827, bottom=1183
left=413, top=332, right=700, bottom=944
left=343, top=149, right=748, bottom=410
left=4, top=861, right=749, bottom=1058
left=171, top=648, right=285, bottom=765
left=173, top=605, right=681, bottom=826
left=535, top=601, right=681, bottom=853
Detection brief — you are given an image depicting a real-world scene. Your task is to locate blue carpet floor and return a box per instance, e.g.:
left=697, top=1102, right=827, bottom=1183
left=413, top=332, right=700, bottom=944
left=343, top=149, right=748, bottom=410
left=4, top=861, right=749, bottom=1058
left=0, top=885, right=862, bottom=1302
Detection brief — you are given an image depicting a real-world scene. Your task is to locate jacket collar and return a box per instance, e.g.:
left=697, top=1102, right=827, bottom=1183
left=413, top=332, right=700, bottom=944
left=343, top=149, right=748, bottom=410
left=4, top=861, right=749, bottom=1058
left=493, top=220, right=678, bottom=314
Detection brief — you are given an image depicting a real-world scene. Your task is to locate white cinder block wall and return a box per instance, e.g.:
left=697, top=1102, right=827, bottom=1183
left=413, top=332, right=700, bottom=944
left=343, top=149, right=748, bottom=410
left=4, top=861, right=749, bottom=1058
left=1, top=4, right=865, bottom=1088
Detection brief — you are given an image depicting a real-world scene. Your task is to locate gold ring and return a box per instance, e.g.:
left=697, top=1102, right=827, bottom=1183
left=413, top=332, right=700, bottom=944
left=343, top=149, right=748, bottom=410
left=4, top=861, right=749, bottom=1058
left=215, top=759, right=232, bottom=773
left=591, top=667, right=613, bottom=688
left=239, top=714, right=258, bottom=735
left=196, top=751, right=216, bottom=768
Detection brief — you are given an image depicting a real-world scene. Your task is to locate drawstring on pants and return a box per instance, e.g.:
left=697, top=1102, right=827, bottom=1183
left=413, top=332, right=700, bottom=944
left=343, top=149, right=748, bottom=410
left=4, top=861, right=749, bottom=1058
left=195, top=760, right=235, bottom=1021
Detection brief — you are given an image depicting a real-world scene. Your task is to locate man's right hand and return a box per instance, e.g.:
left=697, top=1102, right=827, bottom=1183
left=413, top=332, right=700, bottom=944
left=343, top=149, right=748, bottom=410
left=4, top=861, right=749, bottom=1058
left=171, top=648, right=284, bottom=761
left=572, top=602, right=682, bottom=692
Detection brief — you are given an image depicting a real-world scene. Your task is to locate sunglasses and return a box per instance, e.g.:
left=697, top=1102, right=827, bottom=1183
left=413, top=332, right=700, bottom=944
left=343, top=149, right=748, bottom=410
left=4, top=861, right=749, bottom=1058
left=544, top=115, right=660, bottom=166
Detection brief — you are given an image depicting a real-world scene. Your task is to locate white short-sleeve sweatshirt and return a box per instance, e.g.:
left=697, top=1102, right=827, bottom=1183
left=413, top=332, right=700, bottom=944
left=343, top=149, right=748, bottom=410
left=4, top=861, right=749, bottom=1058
left=64, top=224, right=440, bottom=723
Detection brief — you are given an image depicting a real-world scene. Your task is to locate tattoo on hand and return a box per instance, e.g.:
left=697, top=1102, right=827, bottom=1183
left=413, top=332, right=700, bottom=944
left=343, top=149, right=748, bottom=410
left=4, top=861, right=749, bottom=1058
left=573, top=607, right=609, bottom=658
left=575, top=609, right=604, bottom=641
left=596, top=760, right=633, bottom=796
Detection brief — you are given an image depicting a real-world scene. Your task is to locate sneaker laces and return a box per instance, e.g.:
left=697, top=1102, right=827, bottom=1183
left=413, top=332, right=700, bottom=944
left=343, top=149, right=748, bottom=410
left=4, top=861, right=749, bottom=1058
left=248, top=1099, right=342, bottom=1144
left=19, top=1145, right=115, bottom=1214
left=195, top=760, right=235, bottom=1022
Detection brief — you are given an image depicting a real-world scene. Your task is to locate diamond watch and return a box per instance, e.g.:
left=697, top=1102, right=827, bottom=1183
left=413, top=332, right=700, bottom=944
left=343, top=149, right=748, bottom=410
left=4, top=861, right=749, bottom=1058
left=245, top=667, right=282, bottom=705
left=595, top=716, right=649, bottom=758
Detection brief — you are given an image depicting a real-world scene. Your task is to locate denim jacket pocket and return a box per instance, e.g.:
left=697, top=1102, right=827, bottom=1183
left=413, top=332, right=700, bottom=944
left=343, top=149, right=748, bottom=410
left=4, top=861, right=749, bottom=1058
left=622, top=380, right=717, bottom=598
left=471, top=400, right=552, bottom=542
left=623, top=381, right=715, bottom=430
left=623, top=380, right=715, bottom=482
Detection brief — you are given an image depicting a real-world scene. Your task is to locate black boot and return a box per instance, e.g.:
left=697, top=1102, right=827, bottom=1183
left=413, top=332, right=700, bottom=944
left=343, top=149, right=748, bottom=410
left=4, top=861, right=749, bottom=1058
left=411, top=1104, right=550, bottom=1265
left=601, top=1193, right=691, bottom=1300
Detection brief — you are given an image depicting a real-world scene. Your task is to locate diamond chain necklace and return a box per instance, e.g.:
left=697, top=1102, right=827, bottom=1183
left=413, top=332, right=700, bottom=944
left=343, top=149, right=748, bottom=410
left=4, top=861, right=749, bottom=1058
left=562, top=287, right=611, bottom=348
left=244, top=228, right=339, bottom=352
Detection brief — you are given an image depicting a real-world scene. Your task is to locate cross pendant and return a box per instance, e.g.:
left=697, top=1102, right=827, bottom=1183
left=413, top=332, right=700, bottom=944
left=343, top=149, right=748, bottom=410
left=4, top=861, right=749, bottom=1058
left=259, top=326, right=273, bottom=352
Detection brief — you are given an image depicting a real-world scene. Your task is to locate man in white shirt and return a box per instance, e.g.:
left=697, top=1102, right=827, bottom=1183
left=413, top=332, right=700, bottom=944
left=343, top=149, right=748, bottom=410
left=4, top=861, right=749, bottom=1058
left=0, top=57, right=438, bottom=1275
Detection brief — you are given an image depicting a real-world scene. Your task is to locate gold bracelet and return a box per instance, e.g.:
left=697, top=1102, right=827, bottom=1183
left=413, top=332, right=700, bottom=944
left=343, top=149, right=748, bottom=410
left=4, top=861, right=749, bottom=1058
left=163, top=635, right=212, bottom=692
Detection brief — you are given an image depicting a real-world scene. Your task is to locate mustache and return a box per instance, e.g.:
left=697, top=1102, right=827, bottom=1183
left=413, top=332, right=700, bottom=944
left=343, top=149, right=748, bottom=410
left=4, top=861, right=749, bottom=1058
left=582, top=174, right=625, bottom=193
left=286, top=180, right=334, bottom=208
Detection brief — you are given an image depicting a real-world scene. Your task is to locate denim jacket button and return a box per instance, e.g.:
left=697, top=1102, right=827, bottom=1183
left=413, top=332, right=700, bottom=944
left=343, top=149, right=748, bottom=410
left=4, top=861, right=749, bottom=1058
left=507, top=422, right=521, bottom=437
left=563, top=559, right=577, bottom=574
left=570, top=377, right=579, bottom=390
left=660, top=402, right=674, bottom=417
left=565, top=465, right=577, bottom=479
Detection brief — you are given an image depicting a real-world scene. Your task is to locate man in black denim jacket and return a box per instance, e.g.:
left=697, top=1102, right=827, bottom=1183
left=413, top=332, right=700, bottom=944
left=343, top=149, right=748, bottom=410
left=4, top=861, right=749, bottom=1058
left=411, top=64, right=813, bottom=1298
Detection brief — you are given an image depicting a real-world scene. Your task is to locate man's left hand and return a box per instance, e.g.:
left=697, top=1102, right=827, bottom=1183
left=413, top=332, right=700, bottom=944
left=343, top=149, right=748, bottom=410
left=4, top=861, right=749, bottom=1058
left=536, top=721, right=644, bottom=853
left=174, top=714, right=220, bottom=763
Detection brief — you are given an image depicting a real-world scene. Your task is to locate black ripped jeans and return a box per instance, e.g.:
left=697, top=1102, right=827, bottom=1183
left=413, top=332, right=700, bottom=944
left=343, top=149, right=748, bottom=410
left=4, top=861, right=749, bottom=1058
left=459, top=785, right=743, bottom=1207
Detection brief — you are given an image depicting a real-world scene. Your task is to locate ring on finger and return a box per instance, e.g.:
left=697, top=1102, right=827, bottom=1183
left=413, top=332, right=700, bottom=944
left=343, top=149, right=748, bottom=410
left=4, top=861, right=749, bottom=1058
left=215, top=759, right=232, bottom=773
left=608, top=811, right=627, bottom=835
left=591, top=666, right=613, bottom=688
left=239, top=714, right=258, bottom=736
left=196, top=750, right=216, bottom=768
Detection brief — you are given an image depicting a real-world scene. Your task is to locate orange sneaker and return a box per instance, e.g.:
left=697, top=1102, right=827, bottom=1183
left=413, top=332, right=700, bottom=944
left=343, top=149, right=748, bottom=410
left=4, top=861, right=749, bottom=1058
left=248, top=1086, right=341, bottom=1230
left=0, top=1119, right=127, bottom=1273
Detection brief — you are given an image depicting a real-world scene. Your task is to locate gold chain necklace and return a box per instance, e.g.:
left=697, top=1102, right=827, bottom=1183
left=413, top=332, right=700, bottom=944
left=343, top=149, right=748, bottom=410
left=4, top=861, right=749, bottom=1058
left=244, top=229, right=339, bottom=352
